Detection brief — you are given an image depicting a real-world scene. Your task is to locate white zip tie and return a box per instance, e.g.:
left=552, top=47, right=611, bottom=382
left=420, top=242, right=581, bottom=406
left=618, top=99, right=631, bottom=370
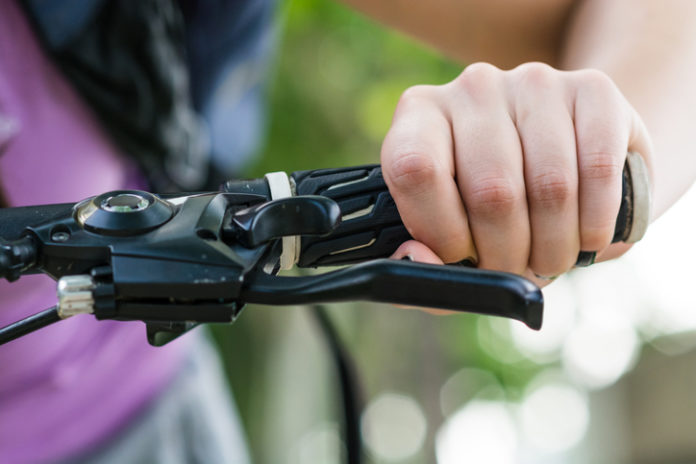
left=264, top=171, right=297, bottom=270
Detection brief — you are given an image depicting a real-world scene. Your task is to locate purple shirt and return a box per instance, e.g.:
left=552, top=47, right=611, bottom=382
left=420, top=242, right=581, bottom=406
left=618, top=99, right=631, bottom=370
left=0, top=2, right=188, bottom=462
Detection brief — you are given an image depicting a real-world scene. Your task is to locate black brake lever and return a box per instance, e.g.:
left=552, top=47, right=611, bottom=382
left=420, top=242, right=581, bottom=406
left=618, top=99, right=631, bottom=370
left=242, top=259, right=543, bottom=329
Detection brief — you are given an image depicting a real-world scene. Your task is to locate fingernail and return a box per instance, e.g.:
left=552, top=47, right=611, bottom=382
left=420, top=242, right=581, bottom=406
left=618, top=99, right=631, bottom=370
left=455, top=257, right=478, bottom=268
left=575, top=251, right=597, bottom=267
left=534, top=274, right=559, bottom=281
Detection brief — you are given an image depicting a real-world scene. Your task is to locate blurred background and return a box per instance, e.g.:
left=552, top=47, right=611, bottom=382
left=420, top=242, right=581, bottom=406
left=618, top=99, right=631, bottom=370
left=210, top=1, right=696, bottom=463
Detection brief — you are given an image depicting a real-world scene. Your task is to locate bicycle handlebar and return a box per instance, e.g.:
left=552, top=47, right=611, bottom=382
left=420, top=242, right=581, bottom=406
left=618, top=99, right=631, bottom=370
left=0, top=152, right=650, bottom=345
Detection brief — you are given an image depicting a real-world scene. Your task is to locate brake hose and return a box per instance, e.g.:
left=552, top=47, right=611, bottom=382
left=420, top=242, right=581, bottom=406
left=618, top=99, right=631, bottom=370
left=311, top=304, right=364, bottom=464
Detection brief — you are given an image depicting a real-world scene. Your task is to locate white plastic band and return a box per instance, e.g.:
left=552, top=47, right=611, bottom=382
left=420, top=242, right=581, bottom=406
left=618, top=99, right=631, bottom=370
left=264, top=171, right=297, bottom=270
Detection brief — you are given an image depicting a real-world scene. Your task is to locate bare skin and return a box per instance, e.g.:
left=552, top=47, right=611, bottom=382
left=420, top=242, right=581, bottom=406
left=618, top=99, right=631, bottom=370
left=340, top=0, right=574, bottom=66
left=341, top=0, right=696, bottom=286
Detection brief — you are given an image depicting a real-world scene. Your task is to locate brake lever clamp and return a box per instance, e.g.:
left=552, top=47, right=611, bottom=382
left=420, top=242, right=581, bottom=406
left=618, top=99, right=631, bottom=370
left=0, top=188, right=346, bottom=345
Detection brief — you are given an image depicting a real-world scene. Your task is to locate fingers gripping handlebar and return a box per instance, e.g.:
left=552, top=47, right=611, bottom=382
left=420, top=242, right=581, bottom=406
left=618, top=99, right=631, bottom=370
left=0, top=153, right=650, bottom=345
left=291, top=151, right=650, bottom=267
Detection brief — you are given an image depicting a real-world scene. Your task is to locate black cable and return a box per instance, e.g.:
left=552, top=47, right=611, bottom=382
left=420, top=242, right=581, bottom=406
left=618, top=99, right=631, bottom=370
left=310, top=304, right=364, bottom=464
left=0, top=306, right=61, bottom=346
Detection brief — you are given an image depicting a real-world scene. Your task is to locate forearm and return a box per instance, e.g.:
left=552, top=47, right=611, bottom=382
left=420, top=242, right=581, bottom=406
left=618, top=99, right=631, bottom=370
left=346, top=0, right=696, bottom=220
left=339, top=0, right=573, bottom=67
left=561, top=0, right=696, bottom=218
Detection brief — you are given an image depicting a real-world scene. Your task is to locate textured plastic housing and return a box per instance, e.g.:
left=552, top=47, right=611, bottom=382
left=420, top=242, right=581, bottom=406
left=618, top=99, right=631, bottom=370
left=292, top=165, right=409, bottom=267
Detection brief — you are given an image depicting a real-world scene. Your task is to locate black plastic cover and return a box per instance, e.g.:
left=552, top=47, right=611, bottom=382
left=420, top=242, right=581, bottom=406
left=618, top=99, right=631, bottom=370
left=292, top=165, right=410, bottom=267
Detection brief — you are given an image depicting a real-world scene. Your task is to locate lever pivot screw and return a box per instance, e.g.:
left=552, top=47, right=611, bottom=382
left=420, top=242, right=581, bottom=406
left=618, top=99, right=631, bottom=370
left=51, top=231, right=70, bottom=242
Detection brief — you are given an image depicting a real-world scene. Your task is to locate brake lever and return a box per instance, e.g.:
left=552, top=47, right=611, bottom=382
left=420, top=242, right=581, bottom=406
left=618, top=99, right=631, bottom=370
left=241, top=259, right=543, bottom=329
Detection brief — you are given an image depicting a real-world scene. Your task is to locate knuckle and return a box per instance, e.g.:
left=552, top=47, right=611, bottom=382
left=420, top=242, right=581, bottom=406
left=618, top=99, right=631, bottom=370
left=384, top=150, right=439, bottom=195
left=461, top=62, right=499, bottom=78
left=467, top=176, right=522, bottom=217
left=580, top=151, right=623, bottom=182
left=579, top=68, right=613, bottom=86
left=514, top=62, right=557, bottom=88
left=396, top=85, right=436, bottom=110
left=576, top=69, right=618, bottom=96
left=528, top=170, right=575, bottom=208
left=453, top=62, right=501, bottom=97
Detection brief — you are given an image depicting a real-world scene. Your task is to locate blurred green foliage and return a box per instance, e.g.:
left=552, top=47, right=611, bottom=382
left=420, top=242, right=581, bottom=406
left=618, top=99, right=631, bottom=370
left=213, top=1, right=544, bottom=462
left=247, top=0, right=462, bottom=175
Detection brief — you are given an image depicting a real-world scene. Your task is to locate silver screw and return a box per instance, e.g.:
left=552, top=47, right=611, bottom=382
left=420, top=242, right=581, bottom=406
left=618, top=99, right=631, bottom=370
left=51, top=231, right=70, bottom=242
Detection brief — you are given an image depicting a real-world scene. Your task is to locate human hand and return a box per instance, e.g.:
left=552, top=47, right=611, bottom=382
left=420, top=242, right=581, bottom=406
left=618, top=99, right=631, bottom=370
left=382, top=62, right=652, bottom=286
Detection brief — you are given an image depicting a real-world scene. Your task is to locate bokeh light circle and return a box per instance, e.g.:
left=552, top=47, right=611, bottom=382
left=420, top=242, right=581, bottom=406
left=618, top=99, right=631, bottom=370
left=436, top=400, right=517, bottom=464
left=562, top=312, right=639, bottom=389
left=361, top=392, right=427, bottom=462
left=519, top=380, right=589, bottom=454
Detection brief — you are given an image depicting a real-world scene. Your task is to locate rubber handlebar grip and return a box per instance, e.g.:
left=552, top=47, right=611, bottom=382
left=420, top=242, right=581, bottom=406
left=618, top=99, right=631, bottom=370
left=292, top=152, right=651, bottom=267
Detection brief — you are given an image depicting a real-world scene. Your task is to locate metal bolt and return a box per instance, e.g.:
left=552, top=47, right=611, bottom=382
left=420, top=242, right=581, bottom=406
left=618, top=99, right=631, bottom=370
left=51, top=231, right=70, bottom=242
